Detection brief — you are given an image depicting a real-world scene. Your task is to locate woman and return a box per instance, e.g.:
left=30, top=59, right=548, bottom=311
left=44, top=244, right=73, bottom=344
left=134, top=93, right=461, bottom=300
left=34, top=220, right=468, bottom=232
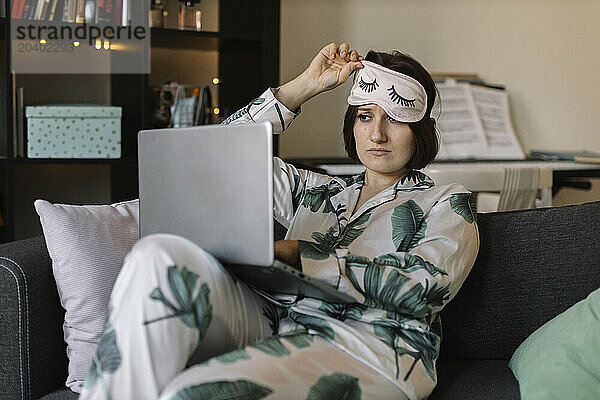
left=80, top=42, right=479, bottom=400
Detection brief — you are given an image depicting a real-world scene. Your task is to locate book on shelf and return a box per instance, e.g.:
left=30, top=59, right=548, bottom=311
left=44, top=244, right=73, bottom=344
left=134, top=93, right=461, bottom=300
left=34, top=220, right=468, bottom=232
left=112, top=0, right=122, bottom=25
left=48, top=0, right=64, bottom=21
left=121, top=0, right=129, bottom=25
left=434, top=78, right=525, bottom=160
left=96, top=0, right=111, bottom=23
left=11, top=78, right=25, bottom=158
left=15, top=0, right=127, bottom=24
left=75, top=0, right=85, bottom=23
left=63, top=0, right=76, bottom=22
left=84, top=0, right=95, bottom=23
left=16, top=87, right=25, bottom=158
left=30, top=0, right=39, bottom=19
left=33, top=0, right=46, bottom=20
left=24, top=0, right=37, bottom=19
left=528, top=150, right=600, bottom=164
left=12, top=0, right=26, bottom=19
left=41, top=0, right=52, bottom=20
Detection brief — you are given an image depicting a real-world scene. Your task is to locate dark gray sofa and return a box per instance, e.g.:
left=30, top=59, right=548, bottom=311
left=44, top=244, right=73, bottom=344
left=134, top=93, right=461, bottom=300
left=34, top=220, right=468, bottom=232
left=1, top=201, right=599, bottom=399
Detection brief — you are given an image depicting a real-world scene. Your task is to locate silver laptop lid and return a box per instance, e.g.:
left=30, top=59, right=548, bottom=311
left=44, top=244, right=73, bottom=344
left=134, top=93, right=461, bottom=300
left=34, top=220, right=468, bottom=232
left=138, top=122, right=274, bottom=266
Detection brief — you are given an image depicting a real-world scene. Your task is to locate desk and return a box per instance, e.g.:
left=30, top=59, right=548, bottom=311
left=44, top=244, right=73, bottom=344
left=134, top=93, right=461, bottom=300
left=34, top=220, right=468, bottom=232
left=285, top=158, right=600, bottom=196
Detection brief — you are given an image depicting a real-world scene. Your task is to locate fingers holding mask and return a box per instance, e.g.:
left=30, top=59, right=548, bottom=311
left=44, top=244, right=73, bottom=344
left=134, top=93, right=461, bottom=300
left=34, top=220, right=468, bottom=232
left=321, top=42, right=338, bottom=60
left=323, top=42, right=364, bottom=64
left=338, top=42, right=350, bottom=58
left=338, top=43, right=364, bottom=64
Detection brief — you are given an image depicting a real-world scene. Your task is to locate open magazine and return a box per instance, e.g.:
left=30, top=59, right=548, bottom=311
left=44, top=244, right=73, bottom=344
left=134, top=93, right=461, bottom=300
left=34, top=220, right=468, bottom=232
left=434, top=79, right=526, bottom=160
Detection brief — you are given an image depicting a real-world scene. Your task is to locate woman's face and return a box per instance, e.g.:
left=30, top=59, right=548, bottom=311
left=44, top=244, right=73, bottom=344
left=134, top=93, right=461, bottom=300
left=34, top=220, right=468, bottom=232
left=353, top=103, right=416, bottom=178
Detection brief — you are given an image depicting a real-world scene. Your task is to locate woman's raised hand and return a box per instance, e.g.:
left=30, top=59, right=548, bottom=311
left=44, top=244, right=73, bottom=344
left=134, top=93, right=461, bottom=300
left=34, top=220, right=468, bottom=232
left=273, top=42, right=364, bottom=112
left=304, top=42, right=364, bottom=94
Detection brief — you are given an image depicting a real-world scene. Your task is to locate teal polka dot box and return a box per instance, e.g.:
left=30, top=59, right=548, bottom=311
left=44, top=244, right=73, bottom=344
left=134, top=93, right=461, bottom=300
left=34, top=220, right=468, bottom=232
left=25, top=105, right=122, bottom=158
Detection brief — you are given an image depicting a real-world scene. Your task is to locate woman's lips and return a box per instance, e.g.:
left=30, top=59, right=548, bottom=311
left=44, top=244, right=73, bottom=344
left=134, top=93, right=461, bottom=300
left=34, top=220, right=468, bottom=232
left=367, top=150, right=390, bottom=156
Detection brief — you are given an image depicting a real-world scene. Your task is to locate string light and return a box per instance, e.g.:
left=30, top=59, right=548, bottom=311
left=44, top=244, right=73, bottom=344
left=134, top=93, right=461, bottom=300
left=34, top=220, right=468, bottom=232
left=213, top=108, right=220, bottom=115
left=212, top=77, right=219, bottom=84
left=103, top=40, right=110, bottom=50
left=40, top=39, right=46, bottom=44
left=74, top=41, right=80, bottom=47
left=95, top=39, right=101, bottom=50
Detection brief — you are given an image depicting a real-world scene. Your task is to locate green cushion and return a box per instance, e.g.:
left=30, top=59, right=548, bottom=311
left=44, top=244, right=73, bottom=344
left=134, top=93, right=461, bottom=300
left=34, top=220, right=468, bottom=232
left=509, top=287, right=600, bottom=399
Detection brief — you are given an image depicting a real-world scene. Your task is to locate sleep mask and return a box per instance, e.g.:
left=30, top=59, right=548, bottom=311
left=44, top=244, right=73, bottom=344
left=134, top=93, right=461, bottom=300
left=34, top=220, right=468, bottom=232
left=347, top=60, right=428, bottom=123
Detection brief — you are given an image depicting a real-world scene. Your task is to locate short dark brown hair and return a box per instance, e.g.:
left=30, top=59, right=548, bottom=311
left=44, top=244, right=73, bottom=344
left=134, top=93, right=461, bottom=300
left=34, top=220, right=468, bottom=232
left=343, top=50, right=439, bottom=170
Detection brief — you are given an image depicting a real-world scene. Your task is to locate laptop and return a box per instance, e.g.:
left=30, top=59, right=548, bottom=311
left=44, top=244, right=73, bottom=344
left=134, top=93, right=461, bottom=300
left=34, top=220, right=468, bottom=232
left=138, top=122, right=354, bottom=304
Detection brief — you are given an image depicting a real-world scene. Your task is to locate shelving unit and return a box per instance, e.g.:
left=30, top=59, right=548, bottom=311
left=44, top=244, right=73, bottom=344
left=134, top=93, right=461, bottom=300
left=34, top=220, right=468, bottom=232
left=1, top=0, right=281, bottom=242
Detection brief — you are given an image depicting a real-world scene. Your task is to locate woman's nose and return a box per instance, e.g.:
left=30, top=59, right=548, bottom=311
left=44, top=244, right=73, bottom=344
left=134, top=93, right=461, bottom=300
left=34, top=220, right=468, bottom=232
left=370, top=121, right=387, bottom=143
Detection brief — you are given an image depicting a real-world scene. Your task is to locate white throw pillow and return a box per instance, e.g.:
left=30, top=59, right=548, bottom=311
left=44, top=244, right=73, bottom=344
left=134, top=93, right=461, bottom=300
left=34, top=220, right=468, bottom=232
left=34, top=198, right=139, bottom=393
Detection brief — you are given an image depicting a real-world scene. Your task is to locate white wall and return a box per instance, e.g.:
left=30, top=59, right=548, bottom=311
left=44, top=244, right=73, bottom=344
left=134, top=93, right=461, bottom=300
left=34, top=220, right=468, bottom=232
left=279, top=0, right=600, bottom=159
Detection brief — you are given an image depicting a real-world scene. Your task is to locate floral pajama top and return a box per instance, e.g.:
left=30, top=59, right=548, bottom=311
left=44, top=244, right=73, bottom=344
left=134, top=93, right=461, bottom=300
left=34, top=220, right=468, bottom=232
left=221, top=88, right=480, bottom=399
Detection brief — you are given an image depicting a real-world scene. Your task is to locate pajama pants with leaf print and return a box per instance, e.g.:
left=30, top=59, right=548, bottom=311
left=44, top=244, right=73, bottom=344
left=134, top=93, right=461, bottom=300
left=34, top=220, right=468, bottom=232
left=78, top=233, right=405, bottom=400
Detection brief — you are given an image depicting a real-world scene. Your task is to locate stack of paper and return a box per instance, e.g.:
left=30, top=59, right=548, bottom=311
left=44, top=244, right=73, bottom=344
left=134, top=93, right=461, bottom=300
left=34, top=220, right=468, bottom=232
left=435, top=79, right=526, bottom=160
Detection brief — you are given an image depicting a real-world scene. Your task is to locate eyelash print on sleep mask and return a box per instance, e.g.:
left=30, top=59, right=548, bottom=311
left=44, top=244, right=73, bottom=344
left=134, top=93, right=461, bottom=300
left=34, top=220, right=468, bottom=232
left=347, top=60, right=428, bottom=123
left=358, top=77, right=379, bottom=93
left=387, top=85, right=416, bottom=107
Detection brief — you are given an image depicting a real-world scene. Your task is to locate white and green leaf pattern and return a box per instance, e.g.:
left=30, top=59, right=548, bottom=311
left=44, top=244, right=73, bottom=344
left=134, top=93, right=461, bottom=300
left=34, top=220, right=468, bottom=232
left=84, top=306, right=121, bottom=399
left=372, top=318, right=440, bottom=381
left=374, top=253, right=448, bottom=277
left=395, top=279, right=451, bottom=318
left=341, top=171, right=365, bottom=187
left=299, top=240, right=334, bottom=260
left=303, top=209, right=372, bottom=261
left=337, top=211, right=372, bottom=247
left=401, top=170, right=427, bottom=185
left=281, top=332, right=314, bottom=349
left=221, top=97, right=266, bottom=125
left=168, top=265, right=195, bottom=316
left=216, top=348, right=251, bottom=364
left=411, top=180, right=435, bottom=190
left=169, top=380, right=273, bottom=400
left=251, top=337, right=291, bottom=357
left=222, top=108, right=248, bottom=125
left=319, top=302, right=367, bottom=321
left=364, top=265, right=411, bottom=311
left=372, top=320, right=413, bottom=380
left=393, top=283, right=431, bottom=318
left=311, top=226, right=339, bottom=249
left=289, top=311, right=335, bottom=340
left=422, top=279, right=451, bottom=309
left=145, top=266, right=213, bottom=341
left=301, top=181, right=343, bottom=213
left=449, top=192, right=477, bottom=223
left=344, top=263, right=366, bottom=298
left=306, top=373, right=361, bottom=400
left=391, top=200, right=426, bottom=252
left=292, top=173, right=307, bottom=214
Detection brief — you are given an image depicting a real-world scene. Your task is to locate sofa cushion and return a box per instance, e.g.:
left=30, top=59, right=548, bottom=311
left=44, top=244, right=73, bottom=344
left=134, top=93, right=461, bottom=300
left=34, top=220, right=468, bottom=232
left=438, top=201, right=600, bottom=360
left=34, top=199, right=139, bottom=393
left=429, top=359, right=520, bottom=400
left=40, top=387, right=79, bottom=400
left=509, top=286, right=600, bottom=399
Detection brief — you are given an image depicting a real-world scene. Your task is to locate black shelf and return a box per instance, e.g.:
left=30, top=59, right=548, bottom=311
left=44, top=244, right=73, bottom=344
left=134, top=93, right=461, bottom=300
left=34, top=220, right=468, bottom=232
left=0, top=0, right=281, bottom=242
left=9, top=157, right=138, bottom=165
left=150, top=28, right=262, bottom=50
